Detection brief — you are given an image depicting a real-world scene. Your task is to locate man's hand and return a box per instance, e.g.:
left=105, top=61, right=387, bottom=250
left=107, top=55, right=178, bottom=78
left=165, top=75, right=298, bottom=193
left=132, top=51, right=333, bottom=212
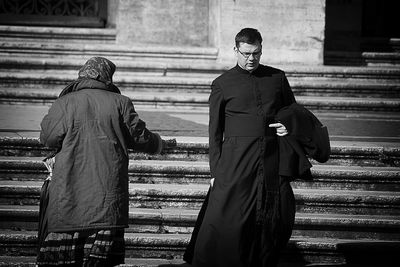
left=269, top=123, right=288, bottom=137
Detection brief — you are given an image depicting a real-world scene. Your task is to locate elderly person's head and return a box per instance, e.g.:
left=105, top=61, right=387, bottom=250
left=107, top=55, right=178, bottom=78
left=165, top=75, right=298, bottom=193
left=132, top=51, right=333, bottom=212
left=59, top=57, right=119, bottom=97
left=78, top=57, right=116, bottom=85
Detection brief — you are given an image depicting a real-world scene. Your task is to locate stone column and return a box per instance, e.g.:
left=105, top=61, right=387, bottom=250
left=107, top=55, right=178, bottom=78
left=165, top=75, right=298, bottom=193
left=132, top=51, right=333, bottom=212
left=106, top=0, right=119, bottom=28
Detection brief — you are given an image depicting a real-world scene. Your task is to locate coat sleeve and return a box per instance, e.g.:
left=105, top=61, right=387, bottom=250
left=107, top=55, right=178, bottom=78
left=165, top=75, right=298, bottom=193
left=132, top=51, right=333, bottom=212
left=122, top=99, right=162, bottom=154
left=40, top=100, right=67, bottom=148
left=208, top=80, right=225, bottom=178
left=281, top=72, right=296, bottom=106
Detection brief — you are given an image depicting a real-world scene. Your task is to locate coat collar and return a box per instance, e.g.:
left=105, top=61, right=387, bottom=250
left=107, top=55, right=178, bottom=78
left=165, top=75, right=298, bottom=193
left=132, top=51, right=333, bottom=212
left=59, top=78, right=121, bottom=97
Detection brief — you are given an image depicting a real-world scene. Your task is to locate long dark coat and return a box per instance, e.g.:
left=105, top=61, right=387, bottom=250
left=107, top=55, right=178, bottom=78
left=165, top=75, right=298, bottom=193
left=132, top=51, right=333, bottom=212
left=40, top=79, right=161, bottom=232
left=192, top=64, right=297, bottom=267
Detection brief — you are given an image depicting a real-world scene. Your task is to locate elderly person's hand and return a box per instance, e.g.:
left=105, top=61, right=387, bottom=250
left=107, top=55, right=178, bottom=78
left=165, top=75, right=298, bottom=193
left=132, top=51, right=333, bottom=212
left=269, top=122, right=288, bottom=137
left=162, top=138, right=177, bottom=148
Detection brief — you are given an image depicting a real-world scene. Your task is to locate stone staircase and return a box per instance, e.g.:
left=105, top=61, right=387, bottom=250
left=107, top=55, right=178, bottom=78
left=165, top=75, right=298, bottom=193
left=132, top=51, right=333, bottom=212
left=0, top=137, right=400, bottom=266
left=1, top=26, right=400, bottom=113
left=0, top=25, right=400, bottom=266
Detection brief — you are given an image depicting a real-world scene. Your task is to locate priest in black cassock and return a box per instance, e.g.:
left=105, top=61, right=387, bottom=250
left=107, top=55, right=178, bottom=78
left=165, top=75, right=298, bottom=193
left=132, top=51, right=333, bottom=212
left=190, top=28, right=298, bottom=267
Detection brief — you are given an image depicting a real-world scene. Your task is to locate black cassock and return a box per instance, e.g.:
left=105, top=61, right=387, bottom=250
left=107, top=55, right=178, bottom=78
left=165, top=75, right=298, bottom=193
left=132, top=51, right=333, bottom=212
left=191, top=64, right=297, bottom=267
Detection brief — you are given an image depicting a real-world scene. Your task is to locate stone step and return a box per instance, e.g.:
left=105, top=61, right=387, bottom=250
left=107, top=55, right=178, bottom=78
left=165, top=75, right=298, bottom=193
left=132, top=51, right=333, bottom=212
left=0, top=41, right=218, bottom=62
left=1, top=55, right=400, bottom=81
left=1, top=24, right=400, bottom=72
left=1, top=66, right=399, bottom=91
left=0, top=256, right=188, bottom=267
left=0, top=87, right=398, bottom=112
left=1, top=157, right=400, bottom=192
left=0, top=230, right=399, bottom=266
left=2, top=36, right=400, bottom=71
left=0, top=25, right=117, bottom=44
left=1, top=103, right=400, bottom=141
left=0, top=181, right=399, bottom=215
left=1, top=137, right=399, bottom=167
left=325, top=51, right=400, bottom=67
left=363, top=52, right=400, bottom=67
left=360, top=38, right=400, bottom=53
left=390, top=38, right=400, bottom=52
left=0, top=258, right=393, bottom=267
left=0, top=258, right=394, bottom=267
left=1, top=71, right=399, bottom=99
left=1, top=205, right=399, bottom=241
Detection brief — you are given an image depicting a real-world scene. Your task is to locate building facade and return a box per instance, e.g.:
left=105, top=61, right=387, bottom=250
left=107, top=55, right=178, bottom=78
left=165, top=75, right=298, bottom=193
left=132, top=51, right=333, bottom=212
left=1, top=0, right=398, bottom=65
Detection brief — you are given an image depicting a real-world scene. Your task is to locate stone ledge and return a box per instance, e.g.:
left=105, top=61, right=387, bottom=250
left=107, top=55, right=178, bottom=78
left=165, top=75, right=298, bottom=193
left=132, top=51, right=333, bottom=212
left=0, top=256, right=188, bottom=267
left=1, top=70, right=399, bottom=96
left=0, top=41, right=218, bottom=62
left=0, top=181, right=399, bottom=214
left=1, top=163, right=399, bottom=191
left=325, top=51, right=400, bottom=67
left=0, top=25, right=117, bottom=44
left=1, top=138, right=399, bottom=167
left=363, top=52, right=400, bottom=67
left=1, top=157, right=399, bottom=179
left=1, top=205, right=399, bottom=240
left=0, top=231, right=399, bottom=265
left=0, top=89, right=398, bottom=112
left=1, top=56, right=400, bottom=79
left=363, top=52, right=400, bottom=60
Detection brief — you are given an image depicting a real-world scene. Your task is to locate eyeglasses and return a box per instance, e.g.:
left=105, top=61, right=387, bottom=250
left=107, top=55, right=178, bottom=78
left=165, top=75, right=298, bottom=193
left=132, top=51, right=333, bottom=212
left=237, top=49, right=262, bottom=59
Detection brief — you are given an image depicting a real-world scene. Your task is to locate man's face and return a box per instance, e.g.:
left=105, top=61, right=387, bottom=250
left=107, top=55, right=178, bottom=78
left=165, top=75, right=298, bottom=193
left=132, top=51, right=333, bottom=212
left=234, top=41, right=262, bottom=72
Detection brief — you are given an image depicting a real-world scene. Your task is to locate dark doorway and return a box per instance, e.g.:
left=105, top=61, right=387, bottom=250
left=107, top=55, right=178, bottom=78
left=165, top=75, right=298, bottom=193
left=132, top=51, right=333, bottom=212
left=324, top=0, right=400, bottom=65
left=360, top=0, right=400, bottom=52
left=362, top=0, right=400, bottom=38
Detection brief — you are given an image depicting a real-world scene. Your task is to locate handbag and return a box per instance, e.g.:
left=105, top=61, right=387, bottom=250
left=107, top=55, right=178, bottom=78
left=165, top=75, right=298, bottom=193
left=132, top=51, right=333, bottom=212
left=37, top=156, right=54, bottom=252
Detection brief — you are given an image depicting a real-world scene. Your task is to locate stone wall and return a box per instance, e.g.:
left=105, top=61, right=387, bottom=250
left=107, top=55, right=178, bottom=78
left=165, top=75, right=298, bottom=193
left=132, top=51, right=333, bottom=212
left=114, top=0, right=326, bottom=65
left=116, top=0, right=209, bottom=47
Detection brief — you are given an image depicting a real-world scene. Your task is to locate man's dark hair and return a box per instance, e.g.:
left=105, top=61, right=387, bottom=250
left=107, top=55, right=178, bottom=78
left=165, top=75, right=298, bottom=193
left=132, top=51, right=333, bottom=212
left=235, top=28, right=263, bottom=47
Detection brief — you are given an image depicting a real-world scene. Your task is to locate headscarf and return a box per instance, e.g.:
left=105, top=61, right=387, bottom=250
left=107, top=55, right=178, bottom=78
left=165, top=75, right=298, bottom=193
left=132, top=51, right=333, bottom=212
left=59, top=57, right=120, bottom=97
left=78, top=56, right=116, bottom=84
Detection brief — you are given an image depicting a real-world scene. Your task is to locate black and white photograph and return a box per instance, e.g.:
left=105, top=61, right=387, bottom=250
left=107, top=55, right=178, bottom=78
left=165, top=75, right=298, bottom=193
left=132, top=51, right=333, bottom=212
left=0, top=0, right=399, bottom=266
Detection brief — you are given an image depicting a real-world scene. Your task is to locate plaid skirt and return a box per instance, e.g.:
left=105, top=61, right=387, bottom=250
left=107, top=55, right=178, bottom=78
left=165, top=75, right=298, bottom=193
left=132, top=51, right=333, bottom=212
left=36, top=229, right=125, bottom=267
